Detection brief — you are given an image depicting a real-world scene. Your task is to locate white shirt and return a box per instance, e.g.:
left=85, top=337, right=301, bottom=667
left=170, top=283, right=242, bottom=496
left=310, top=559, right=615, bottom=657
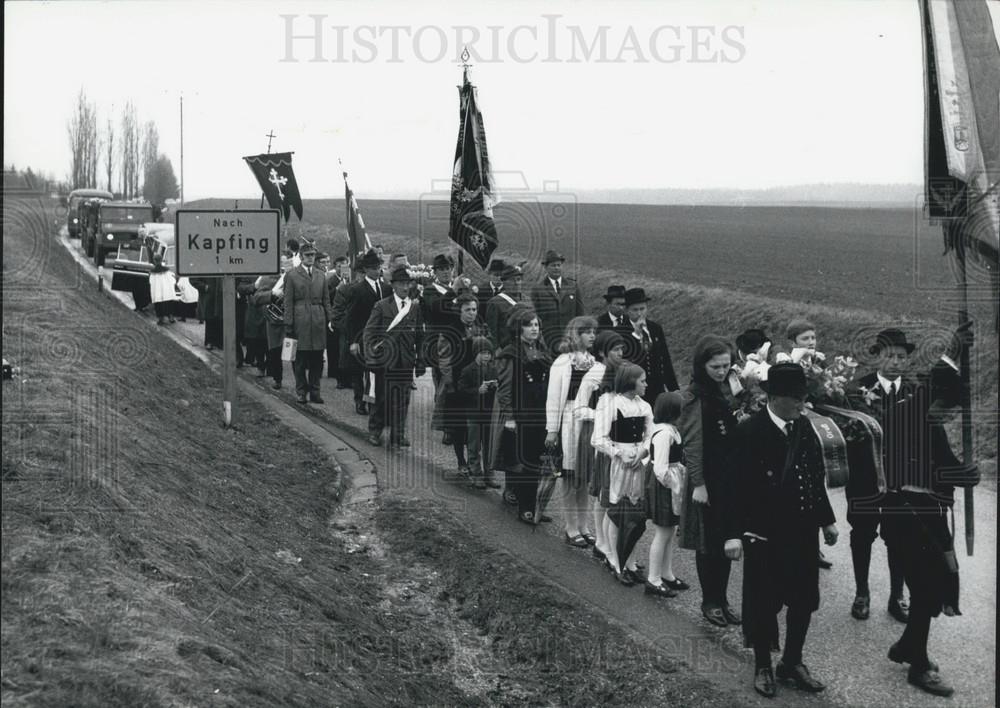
left=606, top=312, right=620, bottom=327
left=365, top=276, right=383, bottom=297
left=876, top=372, right=902, bottom=395
left=767, top=404, right=795, bottom=436
left=394, top=294, right=409, bottom=311
left=549, top=277, right=562, bottom=293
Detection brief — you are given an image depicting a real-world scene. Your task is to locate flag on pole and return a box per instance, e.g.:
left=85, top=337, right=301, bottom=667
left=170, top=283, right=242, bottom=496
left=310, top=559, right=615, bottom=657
left=922, top=0, right=999, bottom=300
left=243, top=152, right=303, bottom=222
left=449, top=65, right=499, bottom=269
left=343, top=171, right=372, bottom=267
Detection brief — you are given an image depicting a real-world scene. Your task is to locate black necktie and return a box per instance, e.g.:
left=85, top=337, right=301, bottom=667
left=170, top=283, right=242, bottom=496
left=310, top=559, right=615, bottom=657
left=785, top=421, right=794, bottom=437
left=553, top=279, right=560, bottom=295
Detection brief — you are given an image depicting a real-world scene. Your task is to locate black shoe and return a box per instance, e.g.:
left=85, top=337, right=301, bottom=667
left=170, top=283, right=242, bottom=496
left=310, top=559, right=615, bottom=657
left=297, top=395, right=308, bottom=404
left=644, top=581, right=677, bottom=598
left=907, top=667, right=954, bottom=697
left=502, top=490, right=518, bottom=507
left=271, top=381, right=282, bottom=390
left=888, top=643, right=939, bottom=672
left=754, top=667, right=777, bottom=698
left=888, top=596, right=910, bottom=623
left=775, top=662, right=825, bottom=692
left=367, top=434, right=382, bottom=447
left=851, top=594, right=871, bottom=620
left=615, top=569, right=636, bottom=587
left=538, top=514, right=553, bottom=523
left=662, top=577, right=690, bottom=591
left=355, top=402, right=368, bottom=415
left=591, top=547, right=606, bottom=561
left=310, top=395, right=325, bottom=404
left=701, top=604, right=728, bottom=628
left=721, top=604, right=742, bottom=625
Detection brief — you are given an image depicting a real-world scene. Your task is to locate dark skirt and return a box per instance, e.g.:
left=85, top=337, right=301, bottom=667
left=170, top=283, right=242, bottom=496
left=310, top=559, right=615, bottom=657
left=573, top=419, right=596, bottom=490
left=204, top=318, right=223, bottom=349
left=644, top=466, right=680, bottom=527
left=587, top=450, right=612, bottom=508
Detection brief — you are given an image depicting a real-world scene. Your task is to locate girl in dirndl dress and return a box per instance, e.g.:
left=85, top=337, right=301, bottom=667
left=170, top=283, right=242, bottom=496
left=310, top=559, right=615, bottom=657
left=575, top=331, right=627, bottom=560
left=643, top=391, right=690, bottom=598
left=545, top=316, right=598, bottom=547
left=592, top=363, right=653, bottom=583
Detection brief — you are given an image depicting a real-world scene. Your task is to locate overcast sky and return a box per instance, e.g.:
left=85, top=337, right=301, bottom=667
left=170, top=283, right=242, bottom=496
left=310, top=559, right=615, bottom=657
left=5, top=0, right=982, bottom=201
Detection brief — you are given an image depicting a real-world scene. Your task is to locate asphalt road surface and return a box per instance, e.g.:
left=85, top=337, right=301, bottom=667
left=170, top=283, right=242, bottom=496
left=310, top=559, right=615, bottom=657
left=70, top=234, right=997, bottom=707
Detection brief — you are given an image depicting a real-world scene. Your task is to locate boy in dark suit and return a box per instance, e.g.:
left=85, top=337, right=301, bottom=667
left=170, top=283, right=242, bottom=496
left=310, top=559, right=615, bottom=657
left=363, top=266, right=426, bottom=448
left=724, top=363, right=838, bottom=699
left=845, top=328, right=914, bottom=623
left=596, top=284, right=630, bottom=335
left=622, top=287, right=678, bottom=404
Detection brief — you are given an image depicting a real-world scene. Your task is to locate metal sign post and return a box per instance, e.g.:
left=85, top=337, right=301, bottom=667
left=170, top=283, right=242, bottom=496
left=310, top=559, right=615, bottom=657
left=222, top=274, right=236, bottom=426
left=175, top=209, right=280, bottom=427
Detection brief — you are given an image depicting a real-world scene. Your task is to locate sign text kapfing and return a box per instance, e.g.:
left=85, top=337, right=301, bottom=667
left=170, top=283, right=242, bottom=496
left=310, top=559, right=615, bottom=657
left=175, top=210, right=281, bottom=276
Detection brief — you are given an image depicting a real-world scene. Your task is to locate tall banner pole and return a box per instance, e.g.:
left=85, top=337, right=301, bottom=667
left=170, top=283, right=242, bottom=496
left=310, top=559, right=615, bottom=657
left=953, top=221, right=975, bottom=555
left=222, top=274, right=237, bottom=427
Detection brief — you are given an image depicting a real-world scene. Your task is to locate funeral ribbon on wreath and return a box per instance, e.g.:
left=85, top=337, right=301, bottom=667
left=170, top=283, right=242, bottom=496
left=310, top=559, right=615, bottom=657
left=810, top=403, right=887, bottom=496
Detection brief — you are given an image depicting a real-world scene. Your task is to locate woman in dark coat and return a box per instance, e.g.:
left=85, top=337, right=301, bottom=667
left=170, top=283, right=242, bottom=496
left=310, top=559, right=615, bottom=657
left=440, top=293, right=493, bottom=478
left=489, top=307, right=551, bottom=522
left=678, top=334, right=741, bottom=627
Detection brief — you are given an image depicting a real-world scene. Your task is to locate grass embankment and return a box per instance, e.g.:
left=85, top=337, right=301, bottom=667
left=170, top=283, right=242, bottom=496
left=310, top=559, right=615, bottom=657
left=3, top=197, right=741, bottom=706
left=278, top=215, right=996, bottom=470
left=2, top=198, right=468, bottom=705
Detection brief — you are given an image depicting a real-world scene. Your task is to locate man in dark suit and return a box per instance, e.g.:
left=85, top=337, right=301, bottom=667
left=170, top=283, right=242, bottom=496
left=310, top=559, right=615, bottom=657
left=485, top=263, right=525, bottom=349
left=529, top=249, right=584, bottom=351
left=478, top=259, right=506, bottom=315
left=332, top=249, right=386, bottom=415
left=877, top=324, right=976, bottom=698
left=364, top=266, right=426, bottom=448
left=845, top=328, right=914, bottom=623
left=422, top=254, right=458, bottom=383
left=323, top=255, right=348, bottom=382
left=284, top=242, right=332, bottom=404
left=724, top=363, right=838, bottom=699
left=596, top=284, right=631, bottom=336
left=622, top=287, right=678, bottom=404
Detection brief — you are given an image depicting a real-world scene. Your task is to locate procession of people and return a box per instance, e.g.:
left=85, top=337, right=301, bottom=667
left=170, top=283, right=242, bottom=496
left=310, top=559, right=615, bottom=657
left=178, top=238, right=977, bottom=701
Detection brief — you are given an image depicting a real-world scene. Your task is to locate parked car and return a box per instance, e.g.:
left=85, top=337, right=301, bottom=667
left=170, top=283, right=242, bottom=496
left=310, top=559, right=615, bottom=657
left=66, top=188, right=113, bottom=239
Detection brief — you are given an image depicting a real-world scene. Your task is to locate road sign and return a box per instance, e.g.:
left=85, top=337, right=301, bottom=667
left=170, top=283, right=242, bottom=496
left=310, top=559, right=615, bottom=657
left=175, top=209, right=280, bottom=276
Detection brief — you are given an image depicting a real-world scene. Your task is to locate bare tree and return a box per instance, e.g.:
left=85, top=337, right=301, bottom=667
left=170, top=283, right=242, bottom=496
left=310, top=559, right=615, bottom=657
left=104, top=111, right=115, bottom=194
left=118, top=101, right=141, bottom=199
left=66, top=89, right=99, bottom=188
left=141, top=121, right=158, bottom=179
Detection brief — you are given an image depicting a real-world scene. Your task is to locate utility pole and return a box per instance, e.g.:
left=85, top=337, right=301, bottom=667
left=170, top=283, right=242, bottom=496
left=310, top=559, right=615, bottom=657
left=179, top=94, right=185, bottom=204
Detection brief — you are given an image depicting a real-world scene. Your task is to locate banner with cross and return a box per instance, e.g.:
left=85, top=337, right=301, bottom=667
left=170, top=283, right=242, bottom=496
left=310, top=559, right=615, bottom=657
left=243, top=151, right=303, bottom=222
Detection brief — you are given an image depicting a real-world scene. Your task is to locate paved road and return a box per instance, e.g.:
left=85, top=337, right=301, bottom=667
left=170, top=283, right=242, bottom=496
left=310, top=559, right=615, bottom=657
left=69, top=234, right=996, bottom=707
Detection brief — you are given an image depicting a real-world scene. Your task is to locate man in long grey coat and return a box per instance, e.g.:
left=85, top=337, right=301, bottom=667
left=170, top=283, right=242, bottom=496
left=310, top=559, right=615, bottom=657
left=284, top=242, right=332, bottom=404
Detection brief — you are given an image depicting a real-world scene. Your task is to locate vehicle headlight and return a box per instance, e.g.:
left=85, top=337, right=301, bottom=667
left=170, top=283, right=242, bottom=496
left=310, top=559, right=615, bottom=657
left=107, top=234, right=114, bottom=241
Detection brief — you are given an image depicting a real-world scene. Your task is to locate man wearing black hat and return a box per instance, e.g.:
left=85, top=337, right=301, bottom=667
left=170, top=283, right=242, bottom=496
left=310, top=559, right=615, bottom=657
left=724, top=362, right=838, bottom=699
left=284, top=242, right=333, bottom=404
left=844, top=328, right=915, bottom=624
left=622, top=287, right=678, bottom=404
left=529, top=249, right=584, bottom=351
left=363, top=266, right=426, bottom=448
left=868, top=325, right=976, bottom=698
left=478, top=259, right=507, bottom=315
left=596, top=284, right=631, bottom=336
left=485, top=263, right=525, bottom=349
left=336, top=249, right=389, bottom=415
